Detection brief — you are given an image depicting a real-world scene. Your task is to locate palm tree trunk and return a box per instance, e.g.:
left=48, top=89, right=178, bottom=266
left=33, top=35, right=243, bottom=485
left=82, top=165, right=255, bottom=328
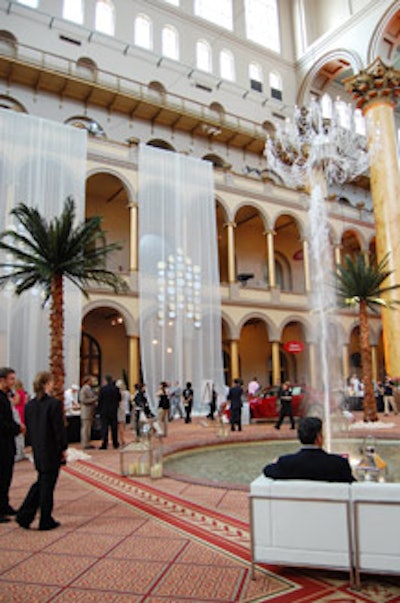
left=359, top=299, right=377, bottom=421
left=49, top=274, right=65, bottom=402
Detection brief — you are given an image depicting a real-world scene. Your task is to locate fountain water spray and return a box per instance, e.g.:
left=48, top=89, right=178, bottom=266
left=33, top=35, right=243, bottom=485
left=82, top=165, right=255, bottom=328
left=265, top=94, right=369, bottom=450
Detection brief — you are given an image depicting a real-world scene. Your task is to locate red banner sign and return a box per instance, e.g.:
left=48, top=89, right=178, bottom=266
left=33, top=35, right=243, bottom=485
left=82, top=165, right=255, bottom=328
left=284, top=340, right=305, bottom=354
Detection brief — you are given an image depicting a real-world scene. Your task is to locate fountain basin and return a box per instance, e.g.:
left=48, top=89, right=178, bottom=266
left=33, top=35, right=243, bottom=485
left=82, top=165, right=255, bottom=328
left=164, top=439, right=399, bottom=487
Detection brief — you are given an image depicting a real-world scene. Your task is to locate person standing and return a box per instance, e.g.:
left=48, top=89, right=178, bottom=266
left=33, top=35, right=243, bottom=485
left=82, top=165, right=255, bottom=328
left=228, top=378, right=243, bottom=432
left=116, top=379, right=131, bottom=447
left=275, top=381, right=295, bottom=430
left=169, top=381, right=183, bottom=420
left=157, top=381, right=170, bottom=436
left=207, top=386, right=217, bottom=420
left=79, top=375, right=97, bottom=450
left=13, top=380, right=28, bottom=462
left=16, top=371, right=67, bottom=530
left=97, top=375, right=121, bottom=450
left=0, top=367, right=25, bottom=523
left=383, top=376, right=399, bottom=416
left=182, top=382, right=193, bottom=424
left=247, top=377, right=260, bottom=396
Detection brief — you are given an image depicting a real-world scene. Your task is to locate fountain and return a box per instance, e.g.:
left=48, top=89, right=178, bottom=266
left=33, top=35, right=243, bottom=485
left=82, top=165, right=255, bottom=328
left=265, top=95, right=369, bottom=450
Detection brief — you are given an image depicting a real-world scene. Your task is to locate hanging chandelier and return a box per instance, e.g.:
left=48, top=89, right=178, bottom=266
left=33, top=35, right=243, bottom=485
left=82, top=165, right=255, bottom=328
left=265, top=94, right=369, bottom=187
left=157, top=248, right=202, bottom=329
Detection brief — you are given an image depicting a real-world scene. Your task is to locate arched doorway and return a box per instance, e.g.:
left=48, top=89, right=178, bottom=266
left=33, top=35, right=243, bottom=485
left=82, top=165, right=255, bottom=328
left=82, top=306, right=128, bottom=385
left=341, top=229, right=362, bottom=261
left=281, top=321, right=306, bottom=384
left=239, top=317, right=270, bottom=388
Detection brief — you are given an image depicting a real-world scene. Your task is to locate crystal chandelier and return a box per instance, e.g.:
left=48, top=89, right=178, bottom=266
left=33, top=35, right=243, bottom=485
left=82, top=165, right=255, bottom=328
left=157, top=248, right=202, bottom=329
left=265, top=94, right=369, bottom=187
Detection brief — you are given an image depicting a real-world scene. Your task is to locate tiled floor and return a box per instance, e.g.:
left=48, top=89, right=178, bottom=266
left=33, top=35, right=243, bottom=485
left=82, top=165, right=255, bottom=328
left=1, top=413, right=399, bottom=602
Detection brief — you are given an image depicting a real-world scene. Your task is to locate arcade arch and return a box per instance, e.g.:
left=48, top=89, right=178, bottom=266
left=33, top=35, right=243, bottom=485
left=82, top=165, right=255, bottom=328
left=273, top=214, right=304, bottom=292
left=82, top=305, right=129, bottom=386
left=234, top=204, right=266, bottom=287
left=85, top=172, right=131, bottom=273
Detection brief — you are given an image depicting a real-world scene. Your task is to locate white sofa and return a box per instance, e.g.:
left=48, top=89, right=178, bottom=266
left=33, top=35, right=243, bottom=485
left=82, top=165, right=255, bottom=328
left=249, top=476, right=400, bottom=588
left=352, top=482, right=400, bottom=587
left=249, top=476, right=354, bottom=585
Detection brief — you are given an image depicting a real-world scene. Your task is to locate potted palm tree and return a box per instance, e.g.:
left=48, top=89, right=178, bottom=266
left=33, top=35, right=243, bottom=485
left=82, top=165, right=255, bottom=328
left=0, top=196, right=128, bottom=400
left=335, top=253, right=400, bottom=422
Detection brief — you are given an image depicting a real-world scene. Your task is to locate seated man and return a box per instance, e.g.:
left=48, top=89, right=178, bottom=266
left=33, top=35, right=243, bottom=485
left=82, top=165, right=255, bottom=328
left=263, top=416, right=355, bottom=483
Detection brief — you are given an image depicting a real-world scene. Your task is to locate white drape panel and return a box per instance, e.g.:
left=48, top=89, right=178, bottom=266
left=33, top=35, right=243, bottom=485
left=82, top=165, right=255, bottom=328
left=138, top=144, right=224, bottom=410
left=0, top=110, right=86, bottom=394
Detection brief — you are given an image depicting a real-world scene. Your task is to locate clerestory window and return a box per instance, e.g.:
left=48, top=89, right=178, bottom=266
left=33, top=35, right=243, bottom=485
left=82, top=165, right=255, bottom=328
left=244, top=0, right=280, bottom=53
left=194, top=0, right=233, bottom=31
left=63, top=0, right=84, bottom=24
left=95, top=0, right=115, bottom=36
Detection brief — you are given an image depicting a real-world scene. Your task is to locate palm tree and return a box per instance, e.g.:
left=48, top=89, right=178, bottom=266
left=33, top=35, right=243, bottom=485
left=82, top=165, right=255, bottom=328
left=335, top=253, right=400, bottom=422
left=0, top=196, right=128, bottom=400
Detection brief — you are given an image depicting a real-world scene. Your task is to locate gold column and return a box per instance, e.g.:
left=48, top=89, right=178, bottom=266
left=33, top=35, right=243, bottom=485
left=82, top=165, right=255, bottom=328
left=302, top=239, right=311, bottom=292
left=230, top=339, right=240, bottom=381
left=371, top=345, right=378, bottom=383
left=345, top=58, right=400, bottom=377
left=224, top=222, right=236, bottom=284
left=342, top=343, right=349, bottom=384
left=129, top=202, right=138, bottom=272
left=266, top=230, right=276, bottom=288
left=129, top=335, right=140, bottom=388
left=308, top=343, right=317, bottom=389
left=271, top=340, right=280, bottom=385
left=334, top=244, right=342, bottom=267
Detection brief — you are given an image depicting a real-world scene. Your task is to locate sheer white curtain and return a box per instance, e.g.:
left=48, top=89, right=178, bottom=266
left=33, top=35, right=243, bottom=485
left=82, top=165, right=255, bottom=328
left=138, top=144, right=224, bottom=410
left=0, top=110, right=86, bottom=394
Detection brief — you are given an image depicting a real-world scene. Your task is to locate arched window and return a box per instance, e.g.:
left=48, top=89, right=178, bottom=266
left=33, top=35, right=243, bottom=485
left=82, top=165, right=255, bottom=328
left=249, top=61, right=263, bottom=92
left=0, top=31, right=17, bottom=57
left=196, top=39, right=212, bottom=73
left=76, top=57, right=97, bottom=80
left=65, top=116, right=106, bottom=137
left=162, top=25, right=179, bottom=60
left=95, top=0, right=115, bottom=36
left=134, top=14, right=152, bottom=50
left=0, top=95, right=27, bottom=113
left=244, top=0, right=280, bottom=53
left=194, top=0, right=233, bottom=30
left=269, top=70, right=282, bottom=100
left=16, top=0, right=38, bottom=7
left=63, top=0, right=84, bottom=24
left=219, top=49, right=235, bottom=81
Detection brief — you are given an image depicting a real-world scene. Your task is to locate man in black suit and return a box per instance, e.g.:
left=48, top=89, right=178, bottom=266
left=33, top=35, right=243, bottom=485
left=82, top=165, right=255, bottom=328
left=264, top=417, right=355, bottom=483
left=16, top=371, right=68, bottom=530
left=228, top=378, right=243, bottom=432
left=0, top=367, right=26, bottom=523
left=98, top=375, right=121, bottom=449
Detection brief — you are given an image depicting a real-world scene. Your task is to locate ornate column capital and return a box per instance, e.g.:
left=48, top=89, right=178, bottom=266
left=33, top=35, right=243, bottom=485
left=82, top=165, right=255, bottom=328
left=344, top=57, right=400, bottom=111
left=263, top=229, right=276, bottom=237
left=223, top=221, right=236, bottom=229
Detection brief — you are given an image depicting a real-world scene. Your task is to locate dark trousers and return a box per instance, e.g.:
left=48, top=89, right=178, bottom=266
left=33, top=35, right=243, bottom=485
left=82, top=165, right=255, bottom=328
left=101, top=413, right=118, bottom=448
left=17, top=468, right=59, bottom=528
left=184, top=402, right=192, bottom=424
left=0, top=452, right=14, bottom=515
left=230, top=412, right=242, bottom=431
left=276, top=401, right=295, bottom=429
left=207, top=400, right=216, bottom=420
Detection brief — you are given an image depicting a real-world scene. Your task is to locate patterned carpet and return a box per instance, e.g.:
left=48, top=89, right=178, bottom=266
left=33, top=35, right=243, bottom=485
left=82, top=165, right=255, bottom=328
left=1, top=425, right=400, bottom=602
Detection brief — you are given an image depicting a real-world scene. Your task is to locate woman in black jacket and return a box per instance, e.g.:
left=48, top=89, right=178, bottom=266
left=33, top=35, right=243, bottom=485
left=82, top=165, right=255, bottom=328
left=16, top=371, right=68, bottom=531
